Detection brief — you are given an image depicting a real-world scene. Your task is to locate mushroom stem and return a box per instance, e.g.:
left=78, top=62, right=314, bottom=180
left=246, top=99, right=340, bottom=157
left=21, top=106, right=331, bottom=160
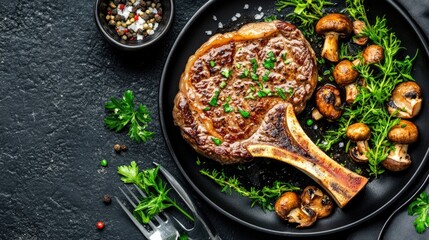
left=321, top=32, right=340, bottom=62
left=356, top=140, right=369, bottom=154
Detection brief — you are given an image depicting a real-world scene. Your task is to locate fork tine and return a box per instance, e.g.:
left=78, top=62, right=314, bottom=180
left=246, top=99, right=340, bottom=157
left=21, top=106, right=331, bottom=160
left=118, top=186, right=158, bottom=230
left=114, top=196, right=151, bottom=239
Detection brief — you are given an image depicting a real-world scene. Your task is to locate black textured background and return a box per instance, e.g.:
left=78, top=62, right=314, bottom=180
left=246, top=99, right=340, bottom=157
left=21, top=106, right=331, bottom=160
left=0, top=0, right=428, bottom=239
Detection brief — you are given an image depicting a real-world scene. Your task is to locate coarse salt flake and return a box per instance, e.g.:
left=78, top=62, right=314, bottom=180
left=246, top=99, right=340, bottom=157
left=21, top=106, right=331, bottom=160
left=213, top=15, right=217, bottom=21
left=339, top=142, right=345, bottom=148
left=205, top=30, right=213, bottom=35
left=235, top=13, right=241, bottom=18
left=137, top=34, right=144, bottom=40
left=231, top=16, right=237, bottom=21
left=254, top=12, right=264, bottom=20
left=258, top=6, right=262, bottom=11
left=147, top=29, right=155, bottom=35
left=244, top=4, right=249, bottom=9
left=218, top=22, right=223, bottom=29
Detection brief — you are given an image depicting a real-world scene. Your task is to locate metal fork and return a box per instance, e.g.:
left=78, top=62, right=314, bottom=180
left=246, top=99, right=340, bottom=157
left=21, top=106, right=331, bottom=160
left=115, top=184, right=180, bottom=240
left=153, top=162, right=221, bottom=240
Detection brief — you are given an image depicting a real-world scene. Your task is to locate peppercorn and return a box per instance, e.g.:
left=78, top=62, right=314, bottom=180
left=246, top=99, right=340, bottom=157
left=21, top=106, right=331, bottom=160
left=102, top=194, right=112, bottom=204
left=120, top=145, right=128, bottom=152
left=100, top=159, right=108, bottom=167
left=96, top=221, right=105, bottom=230
left=109, top=2, right=116, bottom=9
left=113, top=144, right=121, bottom=153
left=108, top=19, right=116, bottom=26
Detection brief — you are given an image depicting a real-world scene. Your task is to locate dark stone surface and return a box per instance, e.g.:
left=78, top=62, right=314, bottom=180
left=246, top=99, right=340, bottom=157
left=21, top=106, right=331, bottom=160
left=0, top=0, right=427, bottom=239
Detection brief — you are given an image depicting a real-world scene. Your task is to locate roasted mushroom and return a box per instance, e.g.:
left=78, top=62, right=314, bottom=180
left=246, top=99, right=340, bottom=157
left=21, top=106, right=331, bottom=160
left=313, top=84, right=343, bottom=121
left=362, top=44, right=384, bottom=64
left=382, top=120, right=418, bottom=171
left=316, top=13, right=353, bottom=62
left=333, top=59, right=360, bottom=104
left=353, top=20, right=368, bottom=45
left=275, top=192, right=301, bottom=220
left=300, top=186, right=334, bottom=219
left=387, top=81, right=423, bottom=119
left=286, top=206, right=318, bottom=228
left=346, top=122, right=371, bottom=163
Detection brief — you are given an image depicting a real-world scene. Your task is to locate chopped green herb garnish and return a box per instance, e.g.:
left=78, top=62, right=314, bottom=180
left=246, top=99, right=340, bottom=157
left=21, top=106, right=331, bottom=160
left=211, top=137, right=222, bottom=146
left=203, top=106, right=210, bottom=111
left=238, top=107, right=250, bottom=118
left=257, top=88, right=272, bottom=97
left=104, top=90, right=153, bottom=143
left=209, top=90, right=220, bottom=107
left=262, top=70, right=270, bottom=82
left=250, top=58, right=258, bottom=73
left=275, top=88, right=287, bottom=100
left=221, top=68, right=232, bottom=78
left=223, top=96, right=234, bottom=113
left=209, top=60, right=216, bottom=67
left=236, top=63, right=242, bottom=69
left=251, top=72, right=259, bottom=81
left=240, top=69, right=250, bottom=78
left=282, top=52, right=287, bottom=61
left=263, top=51, right=276, bottom=70
left=220, top=81, right=227, bottom=89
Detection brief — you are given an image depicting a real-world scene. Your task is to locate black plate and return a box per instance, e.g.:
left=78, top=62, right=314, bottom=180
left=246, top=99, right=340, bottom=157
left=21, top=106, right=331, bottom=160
left=159, top=0, right=429, bottom=236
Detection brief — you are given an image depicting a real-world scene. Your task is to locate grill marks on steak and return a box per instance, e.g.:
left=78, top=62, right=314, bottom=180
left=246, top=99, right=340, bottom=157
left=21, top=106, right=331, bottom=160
left=173, top=21, right=318, bottom=164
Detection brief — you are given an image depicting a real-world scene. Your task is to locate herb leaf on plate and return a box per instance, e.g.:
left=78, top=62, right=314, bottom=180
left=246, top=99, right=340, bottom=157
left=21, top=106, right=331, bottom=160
left=104, top=90, right=153, bottom=143
left=408, top=191, right=429, bottom=234
left=118, top=161, right=194, bottom=224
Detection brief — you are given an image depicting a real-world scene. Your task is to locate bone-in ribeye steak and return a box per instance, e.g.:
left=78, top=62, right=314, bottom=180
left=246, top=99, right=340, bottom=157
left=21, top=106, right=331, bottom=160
left=173, top=20, right=318, bottom=165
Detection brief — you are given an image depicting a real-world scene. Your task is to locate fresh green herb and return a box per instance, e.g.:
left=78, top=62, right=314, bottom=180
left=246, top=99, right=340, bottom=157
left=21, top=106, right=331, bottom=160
left=318, top=0, right=417, bottom=177
left=250, top=58, right=258, bottom=73
left=221, top=68, right=232, bottom=78
left=240, top=69, right=250, bottom=78
left=276, top=88, right=287, bottom=100
left=219, top=81, right=227, bottom=89
left=263, top=51, right=276, bottom=70
left=223, top=96, right=234, bottom=113
left=264, top=15, right=278, bottom=22
left=251, top=72, right=259, bottom=81
left=407, top=191, right=429, bottom=234
left=306, top=119, right=314, bottom=126
left=200, top=169, right=300, bottom=211
left=211, top=137, right=222, bottom=146
left=203, top=106, right=210, bottom=111
left=209, top=90, right=220, bottom=107
left=257, top=88, right=272, bottom=98
left=276, top=0, right=334, bottom=36
left=104, top=90, right=153, bottom=143
left=209, top=60, right=216, bottom=67
left=196, top=157, right=201, bottom=166
left=281, top=52, right=287, bottom=61
left=262, top=70, right=270, bottom=82
left=117, top=161, right=193, bottom=224
left=238, top=107, right=250, bottom=118
left=236, top=63, right=242, bottom=69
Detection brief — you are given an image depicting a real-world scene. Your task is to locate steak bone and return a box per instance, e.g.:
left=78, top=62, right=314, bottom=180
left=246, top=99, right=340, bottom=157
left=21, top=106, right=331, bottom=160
left=245, top=103, right=368, bottom=208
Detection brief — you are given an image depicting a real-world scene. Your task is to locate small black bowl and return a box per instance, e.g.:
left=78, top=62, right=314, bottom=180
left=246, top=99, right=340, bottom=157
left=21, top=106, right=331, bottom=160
left=94, top=0, right=174, bottom=51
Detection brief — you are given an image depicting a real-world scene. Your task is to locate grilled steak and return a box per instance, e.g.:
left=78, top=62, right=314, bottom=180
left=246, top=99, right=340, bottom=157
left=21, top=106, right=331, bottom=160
left=173, top=20, right=318, bottom=165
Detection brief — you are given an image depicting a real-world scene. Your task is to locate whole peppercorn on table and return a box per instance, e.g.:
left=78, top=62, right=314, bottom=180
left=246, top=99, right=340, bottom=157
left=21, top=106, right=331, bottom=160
left=0, top=0, right=428, bottom=239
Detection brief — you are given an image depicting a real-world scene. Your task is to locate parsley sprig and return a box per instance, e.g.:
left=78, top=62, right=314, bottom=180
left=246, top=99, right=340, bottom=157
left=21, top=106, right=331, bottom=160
left=408, top=191, right=429, bottom=234
left=118, top=161, right=194, bottom=224
left=104, top=90, right=153, bottom=143
left=200, top=168, right=299, bottom=211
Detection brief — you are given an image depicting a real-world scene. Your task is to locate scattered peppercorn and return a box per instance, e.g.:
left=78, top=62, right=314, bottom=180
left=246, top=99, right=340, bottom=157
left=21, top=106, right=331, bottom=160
left=113, top=144, right=121, bottom=153
left=120, top=144, right=128, bottom=152
left=104, top=0, right=164, bottom=41
left=100, top=159, right=108, bottom=167
left=102, top=194, right=112, bottom=204
left=96, top=221, right=105, bottom=230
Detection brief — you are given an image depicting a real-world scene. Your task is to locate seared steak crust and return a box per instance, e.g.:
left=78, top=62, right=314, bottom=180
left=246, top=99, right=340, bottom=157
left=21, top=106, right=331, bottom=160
left=173, top=21, right=318, bottom=164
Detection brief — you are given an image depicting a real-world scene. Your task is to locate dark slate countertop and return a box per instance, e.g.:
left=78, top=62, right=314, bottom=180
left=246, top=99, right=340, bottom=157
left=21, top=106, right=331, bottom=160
left=0, top=0, right=428, bottom=239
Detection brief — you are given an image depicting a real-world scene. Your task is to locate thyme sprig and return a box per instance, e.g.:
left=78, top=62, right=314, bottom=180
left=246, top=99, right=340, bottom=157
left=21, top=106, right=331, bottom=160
left=276, top=0, right=334, bottom=35
left=200, top=168, right=300, bottom=211
left=319, top=0, right=417, bottom=177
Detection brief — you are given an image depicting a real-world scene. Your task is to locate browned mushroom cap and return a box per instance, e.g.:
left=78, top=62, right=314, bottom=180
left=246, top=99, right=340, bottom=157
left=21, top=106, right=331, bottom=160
left=382, top=120, right=418, bottom=171
left=353, top=20, right=368, bottom=45
left=315, top=85, right=343, bottom=121
left=286, top=206, right=317, bottom=228
left=387, top=81, right=422, bottom=119
left=362, top=45, right=384, bottom=64
left=275, top=192, right=301, bottom=220
left=300, top=186, right=334, bottom=219
left=334, top=59, right=360, bottom=86
left=346, top=123, right=371, bottom=163
left=316, top=13, right=353, bottom=62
